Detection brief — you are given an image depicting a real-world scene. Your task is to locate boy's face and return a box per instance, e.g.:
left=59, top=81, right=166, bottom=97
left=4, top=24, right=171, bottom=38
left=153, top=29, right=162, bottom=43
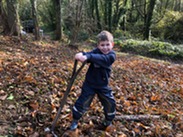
left=98, top=41, right=113, bottom=54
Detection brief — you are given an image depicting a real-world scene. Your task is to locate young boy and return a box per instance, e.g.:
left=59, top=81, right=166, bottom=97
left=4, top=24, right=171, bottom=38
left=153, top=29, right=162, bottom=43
left=70, top=30, right=116, bottom=130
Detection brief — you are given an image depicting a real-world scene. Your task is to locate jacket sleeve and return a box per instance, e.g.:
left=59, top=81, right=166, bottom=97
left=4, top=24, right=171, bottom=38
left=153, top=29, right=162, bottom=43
left=84, top=51, right=116, bottom=68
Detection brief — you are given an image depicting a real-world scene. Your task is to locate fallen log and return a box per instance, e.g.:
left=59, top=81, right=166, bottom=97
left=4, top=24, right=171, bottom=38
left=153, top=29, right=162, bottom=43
left=115, top=114, right=161, bottom=121
left=89, top=114, right=161, bottom=122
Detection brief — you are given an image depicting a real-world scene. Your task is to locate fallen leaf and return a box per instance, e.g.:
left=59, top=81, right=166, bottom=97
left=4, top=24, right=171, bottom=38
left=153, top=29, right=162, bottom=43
left=123, top=100, right=131, bottom=107
left=61, top=129, right=79, bottom=137
left=8, top=104, right=16, bottom=109
left=29, top=132, right=39, bottom=137
left=150, top=95, right=161, bottom=102
left=29, top=101, right=39, bottom=110
left=118, top=133, right=127, bottom=137
left=105, top=125, right=116, bottom=133
left=0, top=94, right=8, bottom=100
left=7, top=93, right=14, bottom=100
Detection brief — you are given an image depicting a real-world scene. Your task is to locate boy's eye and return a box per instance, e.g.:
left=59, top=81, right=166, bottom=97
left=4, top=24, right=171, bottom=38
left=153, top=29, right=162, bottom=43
left=101, top=44, right=109, bottom=47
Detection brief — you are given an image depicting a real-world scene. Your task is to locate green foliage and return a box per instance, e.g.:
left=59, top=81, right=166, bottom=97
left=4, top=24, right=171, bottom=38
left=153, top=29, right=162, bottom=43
left=38, top=0, right=56, bottom=31
left=152, top=11, right=183, bottom=42
left=19, top=0, right=56, bottom=32
left=77, top=30, right=89, bottom=41
left=125, top=21, right=145, bottom=39
left=19, top=0, right=32, bottom=20
left=3, top=0, right=182, bottom=44
left=113, top=30, right=132, bottom=41
left=114, top=29, right=123, bottom=38
left=118, top=39, right=183, bottom=60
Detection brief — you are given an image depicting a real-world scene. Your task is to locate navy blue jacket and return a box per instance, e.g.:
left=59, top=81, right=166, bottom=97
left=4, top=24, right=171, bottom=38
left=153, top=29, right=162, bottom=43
left=83, top=48, right=116, bottom=89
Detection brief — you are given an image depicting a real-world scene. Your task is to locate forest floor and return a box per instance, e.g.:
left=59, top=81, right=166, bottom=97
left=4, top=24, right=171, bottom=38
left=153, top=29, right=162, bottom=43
left=0, top=35, right=183, bottom=137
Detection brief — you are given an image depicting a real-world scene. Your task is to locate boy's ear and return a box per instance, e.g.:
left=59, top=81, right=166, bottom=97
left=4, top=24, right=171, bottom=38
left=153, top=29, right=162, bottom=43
left=112, top=42, right=114, bottom=46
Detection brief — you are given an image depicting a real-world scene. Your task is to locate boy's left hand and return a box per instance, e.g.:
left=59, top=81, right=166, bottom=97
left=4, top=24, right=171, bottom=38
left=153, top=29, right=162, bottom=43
left=75, top=52, right=87, bottom=62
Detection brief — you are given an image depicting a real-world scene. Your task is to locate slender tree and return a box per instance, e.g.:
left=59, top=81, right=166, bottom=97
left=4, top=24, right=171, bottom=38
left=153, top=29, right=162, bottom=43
left=108, top=0, right=112, bottom=31
left=102, top=0, right=113, bottom=31
left=174, top=0, right=181, bottom=11
left=0, top=0, right=2, bottom=19
left=54, top=0, right=62, bottom=40
left=30, top=0, right=40, bottom=40
left=104, top=1, right=108, bottom=28
left=90, top=0, right=95, bottom=19
left=95, top=0, right=101, bottom=30
left=112, top=0, right=128, bottom=30
left=144, top=0, right=156, bottom=40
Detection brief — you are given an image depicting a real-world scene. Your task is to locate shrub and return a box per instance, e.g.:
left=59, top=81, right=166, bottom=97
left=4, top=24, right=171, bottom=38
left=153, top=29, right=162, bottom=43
left=114, top=30, right=132, bottom=40
left=120, top=39, right=152, bottom=55
left=119, top=39, right=183, bottom=60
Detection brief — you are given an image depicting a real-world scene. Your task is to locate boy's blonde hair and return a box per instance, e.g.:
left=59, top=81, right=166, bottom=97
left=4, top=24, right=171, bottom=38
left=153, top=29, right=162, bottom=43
left=97, top=30, right=114, bottom=43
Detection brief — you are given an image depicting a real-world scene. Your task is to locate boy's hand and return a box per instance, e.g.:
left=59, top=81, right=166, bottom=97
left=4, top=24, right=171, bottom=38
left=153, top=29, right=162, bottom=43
left=75, top=52, right=87, bottom=62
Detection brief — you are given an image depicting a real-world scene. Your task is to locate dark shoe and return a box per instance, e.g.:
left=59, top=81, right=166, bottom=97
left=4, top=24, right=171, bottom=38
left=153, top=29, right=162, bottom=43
left=103, top=120, right=112, bottom=127
left=96, top=120, right=112, bottom=130
left=70, top=120, right=78, bottom=130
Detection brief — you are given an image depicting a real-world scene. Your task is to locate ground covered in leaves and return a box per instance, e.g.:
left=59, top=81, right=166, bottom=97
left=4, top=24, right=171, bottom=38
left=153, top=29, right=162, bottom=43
left=0, top=36, right=183, bottom=137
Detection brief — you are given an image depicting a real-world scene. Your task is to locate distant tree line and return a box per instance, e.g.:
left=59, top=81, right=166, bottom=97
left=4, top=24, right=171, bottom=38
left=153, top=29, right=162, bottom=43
left=0, top=0, right=182, bottom=42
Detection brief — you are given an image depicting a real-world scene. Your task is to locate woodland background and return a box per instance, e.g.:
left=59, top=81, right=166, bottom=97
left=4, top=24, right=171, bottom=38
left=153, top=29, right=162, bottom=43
left=0, top=0, right=183, bottom=42
left=0, top=0, right=183, bottom=137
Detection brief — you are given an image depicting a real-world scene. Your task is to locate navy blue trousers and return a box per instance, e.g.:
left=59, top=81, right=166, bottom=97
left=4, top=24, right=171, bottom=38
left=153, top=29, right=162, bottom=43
left=72, top=83, right=116, bottom=121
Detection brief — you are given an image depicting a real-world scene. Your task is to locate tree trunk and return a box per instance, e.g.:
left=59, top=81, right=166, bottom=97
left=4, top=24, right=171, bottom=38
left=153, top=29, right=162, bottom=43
left=0, top=0, right=8, bottom=33
left=104, top=1, right=108, bottom=28
left=112, top=0, right=128, bottom=30
left=90, top=0, right=95, bottom=19
left=0, top=1, right=8, bottom=34
left=54, top=0, right=62, bottom=40
left=103, top=0, right=112, bottom=31
left=129, top=0, right=134, bottom=23
left=0, top=0, right=2, bottom=19
left=122, top=15, right=126, bottom=31
left=30, top=0, right=41, bottom=40
left=95, top=0, right=101, bottom=30
left=108, top=0, right=112, bottom=31
left=6, top=0, right=21, bottom=36
left=173, top=0, right=181, bottom=11
left=143, top=0, right=156, bottom=40
left=112, top=0, right=119, bottom=28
